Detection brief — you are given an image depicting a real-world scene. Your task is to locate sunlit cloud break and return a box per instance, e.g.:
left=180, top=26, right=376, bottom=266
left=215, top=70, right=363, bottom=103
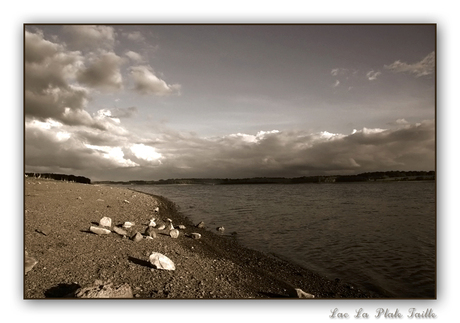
left=25, top=114, right=435, bottom=181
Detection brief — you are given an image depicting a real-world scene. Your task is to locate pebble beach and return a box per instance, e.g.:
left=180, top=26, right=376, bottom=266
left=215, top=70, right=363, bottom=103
left=24, top=177, right=379, bottom=299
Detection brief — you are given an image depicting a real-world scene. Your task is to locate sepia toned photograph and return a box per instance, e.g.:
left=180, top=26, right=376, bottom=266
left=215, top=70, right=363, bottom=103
left=24, top=24, right=435, bottom=300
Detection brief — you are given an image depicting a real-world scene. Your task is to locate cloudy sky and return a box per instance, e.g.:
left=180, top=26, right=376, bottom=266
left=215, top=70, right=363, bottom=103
left=24, top=24, right=435, bottom=181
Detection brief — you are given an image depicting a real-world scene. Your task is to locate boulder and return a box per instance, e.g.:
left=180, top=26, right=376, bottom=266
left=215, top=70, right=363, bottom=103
left=75, top=281, right=133, bottom=298
left=148, top=252, right=175, bottom=271
left=99, top=217, right=112, bottom=227
left=169, top=229, right=179, bottom=239
left=90, top=226, right=111, bottom=235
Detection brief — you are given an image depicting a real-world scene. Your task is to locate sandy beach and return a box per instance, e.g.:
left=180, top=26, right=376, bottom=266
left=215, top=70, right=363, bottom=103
left=24, top=177, right=379, bottom=299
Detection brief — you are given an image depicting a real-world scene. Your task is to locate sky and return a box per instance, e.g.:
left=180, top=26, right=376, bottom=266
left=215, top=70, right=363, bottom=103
left=24, top=24, right=435, bottom=181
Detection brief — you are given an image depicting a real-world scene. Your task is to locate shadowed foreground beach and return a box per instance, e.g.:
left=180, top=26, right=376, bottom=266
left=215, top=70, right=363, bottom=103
left=24, top=177, right=380, bottom=299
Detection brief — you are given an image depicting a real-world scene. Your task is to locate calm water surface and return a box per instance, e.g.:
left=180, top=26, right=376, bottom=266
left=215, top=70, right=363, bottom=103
left=130, top=181, right=435, bottom=298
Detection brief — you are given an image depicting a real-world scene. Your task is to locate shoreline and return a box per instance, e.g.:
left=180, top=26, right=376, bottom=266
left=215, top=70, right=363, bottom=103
left=24, top=177, right=383, bottom=299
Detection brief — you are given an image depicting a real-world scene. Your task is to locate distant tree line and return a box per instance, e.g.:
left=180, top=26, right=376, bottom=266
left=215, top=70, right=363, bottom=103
left=94, top=170, right=435, bottom=185
left=25, top=173, right=91, bottom=184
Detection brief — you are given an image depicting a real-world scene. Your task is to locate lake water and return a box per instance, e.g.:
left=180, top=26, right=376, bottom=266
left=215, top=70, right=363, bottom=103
left=130, top=181, right=436, bottom=298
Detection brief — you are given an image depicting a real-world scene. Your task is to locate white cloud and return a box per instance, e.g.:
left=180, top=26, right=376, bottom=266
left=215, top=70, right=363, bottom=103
left=131, top=144, right=163, bottom=163
left=331, top=68, right=348, bottom=76
left=129, top=65, right=181, bottom=96
left=26, top=117, right=435, bottom=181
left=84, top=144, right=139, bottom=167
left=366, top=70, right=381, bottom=81
left=63, top=25, right=116, bottom=51
left=384, top=52, right=435, bottom=77
left=125, top=50, right=144, bottom=62
left=123, top=31, right=145, bottom=42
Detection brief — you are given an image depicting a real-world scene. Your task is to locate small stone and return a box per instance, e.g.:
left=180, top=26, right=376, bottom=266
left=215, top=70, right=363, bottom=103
left=148, top=218, right=156, bottom=227
left=132, top=232, right=143, bottom=242
left=145, top=226, right=157, bottom=238
left=216, top=226, right=225, bottom=232
left=177, top=225, right=186, bottom=230
left=169, top=229, right=179, bottom=239
left=90, top=226, right=111, bottom=235
left=196, top=221, right=205, bottom=228
left=122, top=221, right=135, bottom=229
left=113, top=226, right=128, bottom=236
left=190, top=233, right=201, bottom=239
left=294, top=288, right=315, bottom=299
left=123, top=200, right=130, bottom=204
left=154, top=206, right=159, bottom=213
left=149, top=252, right=175, bottom=271
left=36, top=226, right=51, bottom=236
left=25, top=251, right=38, bottom=274
left=156, top=224, right=166, bottom=230
left=99, top=217, right=112, bottom=227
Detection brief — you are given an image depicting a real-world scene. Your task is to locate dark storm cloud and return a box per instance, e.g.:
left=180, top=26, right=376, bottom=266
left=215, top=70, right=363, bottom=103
left=25, top=29, right=109, bottom=129
left=76, top=51, right=124, bottom=91
left=25, top=116, right=434, bottom=182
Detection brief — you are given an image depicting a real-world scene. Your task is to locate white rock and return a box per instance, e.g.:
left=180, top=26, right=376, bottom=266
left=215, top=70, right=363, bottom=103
left=25, top=251, right=38, bottom=274
left=148, top=219, right=157, bottom=227
left=99, top=217, right=112, bottom=227
left=177, top=225, right=186, bottom=230
left=156, top=224, right=166, bottom=230
left=123, top=200, right=130, bottom=204
left=90, top=226, right=111, bottom=235
left=149, top=252, right=175, bottom=271
left=122, top=221, right=135, bottom=228
left=154, top=207, right=159, bottom=213
left=216, top=226, right=225, bottom=232
left=169, top=229, right=179, bottom=239
left=295, top=288, right=315, bottom=298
